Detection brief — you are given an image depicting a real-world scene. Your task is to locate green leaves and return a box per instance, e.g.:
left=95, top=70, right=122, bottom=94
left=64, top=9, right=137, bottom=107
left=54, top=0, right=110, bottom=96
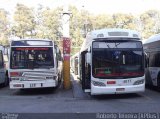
left=0, top=3, right=160, bottom=48
left=0, top=9, right=9, bottom=45
left=139, top=10, right=160, bottom=38
left=13, top=4, right=35, bottom=38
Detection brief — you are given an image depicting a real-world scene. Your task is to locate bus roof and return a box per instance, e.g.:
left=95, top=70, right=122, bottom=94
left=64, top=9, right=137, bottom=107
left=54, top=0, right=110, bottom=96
left=80, top=28, right=141, bottom=52
left=11, top=38, right=53, bottom=42
left=86, top=28, right=141, bottom=39
left=143, top=33, right=160, bottom=44
left=10, top=39, right=54, bottom=46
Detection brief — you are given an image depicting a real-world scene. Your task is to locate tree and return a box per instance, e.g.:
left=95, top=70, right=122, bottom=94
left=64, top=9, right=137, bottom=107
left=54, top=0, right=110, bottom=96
left=13, top=4, right=36, bottom=38
left=140, top=10, right=160, bottom=38
left=39, top=7, right=62, bottom=46
left=0, top=9, right=9, bottom=45
left=34, top=4, right=46, bottom=39
left=92, top=14, right=114, bottom=29
left=69, top=6, right=92, bottom=54
left=112, top=13, right=136, bottom=29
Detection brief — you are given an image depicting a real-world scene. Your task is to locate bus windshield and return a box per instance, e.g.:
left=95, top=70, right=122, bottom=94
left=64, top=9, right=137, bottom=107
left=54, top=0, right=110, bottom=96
left=10, top=47, right=54, bottom=69
left=92, top=40, right=144, bottom=79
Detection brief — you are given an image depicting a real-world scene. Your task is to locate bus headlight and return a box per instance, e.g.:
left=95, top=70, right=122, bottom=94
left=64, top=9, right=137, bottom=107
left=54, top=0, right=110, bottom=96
left=92, top=81, right=106, bottom=87
left=133, top=79, right=144, bottom=85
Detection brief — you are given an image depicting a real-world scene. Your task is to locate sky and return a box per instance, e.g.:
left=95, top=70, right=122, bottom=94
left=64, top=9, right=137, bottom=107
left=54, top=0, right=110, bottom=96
left=0, top=0, right=160, bottom=15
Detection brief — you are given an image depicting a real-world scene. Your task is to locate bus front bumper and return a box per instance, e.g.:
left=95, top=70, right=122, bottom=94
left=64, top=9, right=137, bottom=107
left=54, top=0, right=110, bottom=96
left=91, top=83, right=145, bottom=95
left=9, top=80, right=57, bottom=89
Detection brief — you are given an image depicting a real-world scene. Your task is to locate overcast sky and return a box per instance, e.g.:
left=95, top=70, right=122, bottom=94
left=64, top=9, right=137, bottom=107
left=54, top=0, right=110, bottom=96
left=0, top=0, right=160, bottom=15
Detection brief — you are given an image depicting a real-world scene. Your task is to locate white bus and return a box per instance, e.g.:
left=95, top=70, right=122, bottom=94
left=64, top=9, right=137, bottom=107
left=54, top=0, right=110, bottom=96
left=0, top=45, right=9, bottom=87
left=80, top=28, right=145, bottom=95
left=9, top=39, right=62, bottom=89
left=143, top=34, right=160, bottom=89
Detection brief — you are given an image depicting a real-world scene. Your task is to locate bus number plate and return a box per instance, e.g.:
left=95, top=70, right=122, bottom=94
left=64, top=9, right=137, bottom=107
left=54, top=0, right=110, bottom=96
left=116, top=88, right=125, bottom=91
left=123, top=79, right=131, bottom=84
left=30, top=83, right=36, bottom=88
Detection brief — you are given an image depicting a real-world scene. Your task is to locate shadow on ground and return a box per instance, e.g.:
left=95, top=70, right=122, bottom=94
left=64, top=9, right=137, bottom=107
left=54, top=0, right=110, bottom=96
left=11, top=82, right=63, bottom=96
left=91, top=93, right=143, bottom=100
left=146, top=85, right=160, bottom=93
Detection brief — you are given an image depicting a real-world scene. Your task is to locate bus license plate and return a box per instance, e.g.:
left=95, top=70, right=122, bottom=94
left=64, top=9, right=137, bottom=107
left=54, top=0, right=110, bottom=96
left=116, top=88, right=125, bottom=91
left=30, top=83, right=36, bottom=88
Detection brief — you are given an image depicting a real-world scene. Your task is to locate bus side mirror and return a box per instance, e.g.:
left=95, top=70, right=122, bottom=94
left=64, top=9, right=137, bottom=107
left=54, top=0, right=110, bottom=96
left=86, top=52, right=91, bottom=64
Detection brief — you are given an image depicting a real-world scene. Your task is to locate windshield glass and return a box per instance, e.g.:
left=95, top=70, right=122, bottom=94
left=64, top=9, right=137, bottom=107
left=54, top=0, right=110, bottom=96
left=92, top=40, right=144, bottom=79
left=10, top=47, right=54, bottom=69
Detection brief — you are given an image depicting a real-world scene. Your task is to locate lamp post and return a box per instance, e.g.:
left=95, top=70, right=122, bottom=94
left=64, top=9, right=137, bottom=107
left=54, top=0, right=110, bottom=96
left=62, top=4, right=72, bottom=89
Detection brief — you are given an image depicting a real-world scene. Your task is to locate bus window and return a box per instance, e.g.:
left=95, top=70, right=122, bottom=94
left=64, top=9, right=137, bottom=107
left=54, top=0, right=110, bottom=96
left=92, top=45, right=144, bottom=78
left=10, top=47, right=54, bottom=69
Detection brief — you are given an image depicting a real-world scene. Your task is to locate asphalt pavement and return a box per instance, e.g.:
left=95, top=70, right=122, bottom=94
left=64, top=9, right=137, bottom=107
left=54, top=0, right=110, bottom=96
left=0, top=73, right=160, bottom=119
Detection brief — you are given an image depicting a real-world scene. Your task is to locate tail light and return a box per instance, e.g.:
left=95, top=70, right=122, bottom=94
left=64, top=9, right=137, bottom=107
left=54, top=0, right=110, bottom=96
left=10, top=72, right=20, bottom=77
left=107, top=81, right=116, bottom=84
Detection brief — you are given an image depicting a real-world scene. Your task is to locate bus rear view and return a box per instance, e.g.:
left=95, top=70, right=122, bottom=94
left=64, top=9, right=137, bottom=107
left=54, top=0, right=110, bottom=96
left=9, top=39, right=61, bottom=89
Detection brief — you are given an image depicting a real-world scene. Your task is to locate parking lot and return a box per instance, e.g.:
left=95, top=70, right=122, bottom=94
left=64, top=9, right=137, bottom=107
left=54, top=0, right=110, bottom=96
left=0, top=73, right=160, bottom=114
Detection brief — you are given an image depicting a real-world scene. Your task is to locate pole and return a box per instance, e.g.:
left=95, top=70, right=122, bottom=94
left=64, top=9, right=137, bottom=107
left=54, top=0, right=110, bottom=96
left=62, top=4, right=71, bottom=89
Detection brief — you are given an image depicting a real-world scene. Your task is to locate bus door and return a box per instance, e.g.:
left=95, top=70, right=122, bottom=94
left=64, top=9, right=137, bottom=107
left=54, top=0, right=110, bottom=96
left=81, top=51, right=91, bottom=92
left=0, top=50, right=5, bottom=84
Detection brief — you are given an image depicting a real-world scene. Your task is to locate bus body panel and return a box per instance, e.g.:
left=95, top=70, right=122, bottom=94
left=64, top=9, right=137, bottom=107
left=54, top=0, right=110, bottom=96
left=143, top=34, right=160, bottom=88
left=0, top=68, right=6, bottom=84
left=91, top=76, right=145, bottom=95
left=9, top=69, right=58, bottom=89
left=147, top=67, right=160, bottom=86
left=71, top=52, right=80, bottom=78
left=0, top=46, right=8, bottom=85
left=91, top=83, right=145, bottom=95
left=10, top=80, right=57, bottom=89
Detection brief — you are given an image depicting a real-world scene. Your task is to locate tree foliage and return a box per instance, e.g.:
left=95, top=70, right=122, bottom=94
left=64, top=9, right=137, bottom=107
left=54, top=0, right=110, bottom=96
left=140, top=10, right=160, bottom=38
left=12, top=4, right=36, bottom=38
left=0, top=3, right=160, bottom=48
left=93, top=14, right=114, bottom=29
left=0, top=9, right=9, bottom=45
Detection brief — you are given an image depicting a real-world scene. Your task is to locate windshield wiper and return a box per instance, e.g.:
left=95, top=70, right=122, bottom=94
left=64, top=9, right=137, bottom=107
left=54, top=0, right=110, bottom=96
left=114, top=43, right=121, bottom=48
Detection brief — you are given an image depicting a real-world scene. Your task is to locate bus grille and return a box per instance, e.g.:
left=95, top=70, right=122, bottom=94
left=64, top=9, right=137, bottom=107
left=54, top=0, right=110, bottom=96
left=22, top=71, right=54, bottom=81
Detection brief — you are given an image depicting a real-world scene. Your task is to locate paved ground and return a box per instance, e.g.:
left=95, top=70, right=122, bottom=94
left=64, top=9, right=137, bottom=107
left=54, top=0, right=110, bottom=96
left=0, top=73, right=160, bottom=118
